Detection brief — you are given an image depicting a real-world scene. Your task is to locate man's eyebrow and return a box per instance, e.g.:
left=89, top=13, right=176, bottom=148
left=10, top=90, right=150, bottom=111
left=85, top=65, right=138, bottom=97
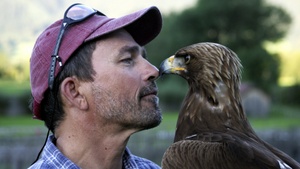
left=118, top=45, right=147, bottom=59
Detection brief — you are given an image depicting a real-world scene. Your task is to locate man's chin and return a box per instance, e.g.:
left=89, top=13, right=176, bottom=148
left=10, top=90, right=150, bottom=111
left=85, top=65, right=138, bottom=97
left=143, top=109, right=162, bottom=130
left=138, top=119, right=162, bottom=131
left=135, top=107, right=162, bottom=131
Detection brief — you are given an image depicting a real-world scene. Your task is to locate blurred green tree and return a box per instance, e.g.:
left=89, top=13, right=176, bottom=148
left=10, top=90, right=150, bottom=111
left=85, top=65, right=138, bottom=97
left=0, top=51, right=9, bottom=79
left=146, top=0, right=291, bottom=109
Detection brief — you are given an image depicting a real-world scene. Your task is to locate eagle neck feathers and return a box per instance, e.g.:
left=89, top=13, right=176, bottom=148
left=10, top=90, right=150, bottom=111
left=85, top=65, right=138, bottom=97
left=174, top=80, right=255, bottom=142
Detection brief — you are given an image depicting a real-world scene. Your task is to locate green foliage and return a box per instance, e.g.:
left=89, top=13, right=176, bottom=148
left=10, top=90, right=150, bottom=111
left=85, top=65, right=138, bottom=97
left=272, top=84, right=300, bottom=106
left=237, top=46, right=280, bottom=92
left=0, top=80, right=31, bottom=116
left=147, top=0, right=292, bottom=106
left=0, top=51, right=30, bottom=81
left=0, top=80, right=30, bottom=96
left=0, top=52, right=9, bottom=78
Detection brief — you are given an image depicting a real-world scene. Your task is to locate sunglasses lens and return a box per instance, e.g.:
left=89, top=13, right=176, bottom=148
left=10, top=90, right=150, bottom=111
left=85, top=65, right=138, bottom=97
left=66, top=4, right=96, bottom=20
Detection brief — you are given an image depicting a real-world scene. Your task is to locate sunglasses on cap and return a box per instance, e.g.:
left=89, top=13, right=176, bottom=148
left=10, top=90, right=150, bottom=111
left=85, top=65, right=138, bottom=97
left=48, top=3, right=105, bottom=90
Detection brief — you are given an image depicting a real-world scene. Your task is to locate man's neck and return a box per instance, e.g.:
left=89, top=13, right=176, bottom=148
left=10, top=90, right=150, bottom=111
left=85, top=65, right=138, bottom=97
left=55, top=119, right=136, bottom=169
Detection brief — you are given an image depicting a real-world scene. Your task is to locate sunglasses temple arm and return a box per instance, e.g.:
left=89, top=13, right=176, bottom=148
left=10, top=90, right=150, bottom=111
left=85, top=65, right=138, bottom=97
left=48, top=23, right=67, bottom=90
left=53, top=23, right=68, bottom=56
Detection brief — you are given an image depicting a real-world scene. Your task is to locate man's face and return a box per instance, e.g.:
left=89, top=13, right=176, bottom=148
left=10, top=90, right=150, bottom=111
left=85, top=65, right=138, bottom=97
left=88, top=29, right=162, bottom=130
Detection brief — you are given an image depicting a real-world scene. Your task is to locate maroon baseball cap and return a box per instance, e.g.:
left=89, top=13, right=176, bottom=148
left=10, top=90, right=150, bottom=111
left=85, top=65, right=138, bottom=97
left=30, top=5, right=162, bottom=120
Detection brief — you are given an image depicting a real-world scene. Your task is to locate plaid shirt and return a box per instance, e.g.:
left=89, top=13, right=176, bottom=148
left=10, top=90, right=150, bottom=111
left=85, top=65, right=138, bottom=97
left=28, top=135, right=161, bottom=169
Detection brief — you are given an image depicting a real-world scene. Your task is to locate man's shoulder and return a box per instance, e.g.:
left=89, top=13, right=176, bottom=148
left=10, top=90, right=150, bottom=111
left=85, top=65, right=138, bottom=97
left=28, top=135, right=79, bottom=169
left=28, top=159, right=51, bottom=169
left=123, top=147, right=161, bottom=169
left=28, top=158, right=79, bottom=169
left=134, top=156, right=161, bottom=169
left=28, top=160, right=43, bottom=169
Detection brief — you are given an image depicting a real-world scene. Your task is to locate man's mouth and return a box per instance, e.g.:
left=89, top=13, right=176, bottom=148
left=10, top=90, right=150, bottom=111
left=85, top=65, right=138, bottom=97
left=140, top=89, right=158, bottom=98
left=139, top=83, right=158, bottom=99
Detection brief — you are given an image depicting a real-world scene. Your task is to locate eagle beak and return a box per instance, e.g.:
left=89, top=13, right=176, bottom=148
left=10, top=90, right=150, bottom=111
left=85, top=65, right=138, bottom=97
left=159, top=55, right=186, bottom=77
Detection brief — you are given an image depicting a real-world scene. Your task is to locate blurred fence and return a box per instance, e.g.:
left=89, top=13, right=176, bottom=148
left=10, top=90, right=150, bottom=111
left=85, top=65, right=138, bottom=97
left=0, top=127, right=300, bottom=169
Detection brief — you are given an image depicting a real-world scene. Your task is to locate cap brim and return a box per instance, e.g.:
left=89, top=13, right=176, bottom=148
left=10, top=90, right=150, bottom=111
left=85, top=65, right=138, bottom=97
left=85, top=6, right=162, bottom=46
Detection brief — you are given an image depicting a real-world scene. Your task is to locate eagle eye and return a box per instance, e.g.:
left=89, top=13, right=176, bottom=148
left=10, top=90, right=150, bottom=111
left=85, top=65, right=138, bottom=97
left=184, top=55, right=191, bottom=64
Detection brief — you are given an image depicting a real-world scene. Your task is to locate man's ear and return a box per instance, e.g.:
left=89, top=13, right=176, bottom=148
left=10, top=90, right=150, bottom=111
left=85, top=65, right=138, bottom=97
left=60, top=77, right=89, bottom=110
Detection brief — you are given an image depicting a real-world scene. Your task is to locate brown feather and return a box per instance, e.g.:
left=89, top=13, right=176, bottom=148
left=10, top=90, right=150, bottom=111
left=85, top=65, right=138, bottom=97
left=159, top=42, right=300, bottom=169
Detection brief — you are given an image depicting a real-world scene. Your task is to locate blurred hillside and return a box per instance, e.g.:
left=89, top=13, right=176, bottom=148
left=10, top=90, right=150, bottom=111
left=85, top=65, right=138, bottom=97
left=0, top=0, right=70, bottom=53
left=0, top=0, right=299, bottom=84
left=0, top=0, right=71, bottom=81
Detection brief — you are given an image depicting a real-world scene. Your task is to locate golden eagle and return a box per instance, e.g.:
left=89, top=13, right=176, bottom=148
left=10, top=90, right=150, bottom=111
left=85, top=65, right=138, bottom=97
left=159, top=42, right=300, bottom=169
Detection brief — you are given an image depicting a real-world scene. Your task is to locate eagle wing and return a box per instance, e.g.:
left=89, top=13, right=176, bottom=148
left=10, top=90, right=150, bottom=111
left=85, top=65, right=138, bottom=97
left=162, top=132, right=288, bottom=169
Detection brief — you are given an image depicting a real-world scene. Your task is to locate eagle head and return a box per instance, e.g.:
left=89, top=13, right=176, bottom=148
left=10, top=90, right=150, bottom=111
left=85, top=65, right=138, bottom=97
left=159, top=42, right=242, bottom=106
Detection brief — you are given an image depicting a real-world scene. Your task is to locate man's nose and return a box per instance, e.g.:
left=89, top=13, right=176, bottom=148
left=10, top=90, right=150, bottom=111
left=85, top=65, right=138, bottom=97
left=143, top=60, right=159, bottom=81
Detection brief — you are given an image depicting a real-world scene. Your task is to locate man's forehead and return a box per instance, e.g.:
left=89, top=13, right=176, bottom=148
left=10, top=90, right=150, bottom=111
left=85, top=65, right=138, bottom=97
left=91, top=32, right=146, bottom=61
left=94, top=29, right=147, bottom=56
left=95, top=29, right=134, bottom=43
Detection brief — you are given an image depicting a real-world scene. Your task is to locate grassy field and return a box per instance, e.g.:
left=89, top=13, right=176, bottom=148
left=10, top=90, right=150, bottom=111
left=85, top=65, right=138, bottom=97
left=160, top=112, right=300, bottom=132
left=0, top=115, right=44, bottom=127
left=249, top=104, right=300, bottom=129
left=1, top=105, right=299, bottom=131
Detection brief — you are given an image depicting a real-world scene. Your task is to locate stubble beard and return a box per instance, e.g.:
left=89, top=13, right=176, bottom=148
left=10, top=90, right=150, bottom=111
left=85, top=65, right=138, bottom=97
left=91, top=84, right=162, bottom=130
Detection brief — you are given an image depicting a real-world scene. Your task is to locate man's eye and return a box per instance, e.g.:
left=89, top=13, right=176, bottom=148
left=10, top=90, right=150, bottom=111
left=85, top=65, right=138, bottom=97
left=121, top=58, right=134, bottom=64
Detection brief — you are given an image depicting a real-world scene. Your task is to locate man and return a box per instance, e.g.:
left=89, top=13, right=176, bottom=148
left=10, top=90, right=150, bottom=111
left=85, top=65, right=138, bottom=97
left=29, top=3, right=162, bottom=169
